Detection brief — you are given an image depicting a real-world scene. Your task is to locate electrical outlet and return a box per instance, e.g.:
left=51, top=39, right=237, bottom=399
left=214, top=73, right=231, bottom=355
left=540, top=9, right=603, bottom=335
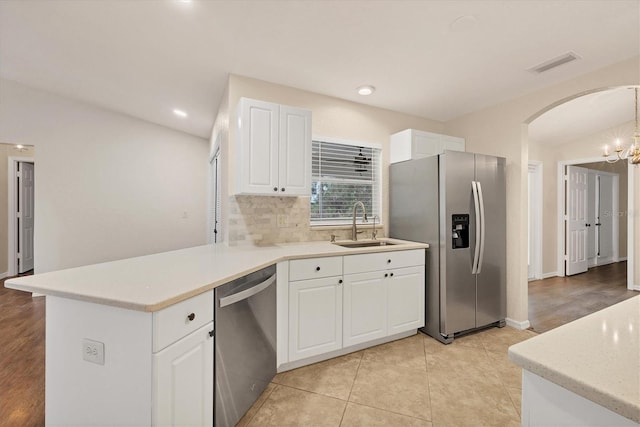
left=277, top=214, right=288, bottom=228
left=82, top=339, right=105, bottom=365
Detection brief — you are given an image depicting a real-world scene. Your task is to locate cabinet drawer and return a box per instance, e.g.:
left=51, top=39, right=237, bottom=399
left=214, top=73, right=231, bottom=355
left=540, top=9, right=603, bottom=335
left=153, top=290, right=214, bottom=353
left=289, top=256, right=342, bottom=281
left=343, top=249, right=424, bottom=275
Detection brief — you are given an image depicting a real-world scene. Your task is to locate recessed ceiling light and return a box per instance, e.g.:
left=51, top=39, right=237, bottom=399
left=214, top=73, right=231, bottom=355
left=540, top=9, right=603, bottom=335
left=173, top=109, right=188, bottom=118
left=357, top=85, right=375, bottom=96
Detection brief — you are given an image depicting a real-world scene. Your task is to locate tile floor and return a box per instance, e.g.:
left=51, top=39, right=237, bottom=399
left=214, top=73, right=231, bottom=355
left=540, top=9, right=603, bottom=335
left=238, top=326, right=537, bottom=427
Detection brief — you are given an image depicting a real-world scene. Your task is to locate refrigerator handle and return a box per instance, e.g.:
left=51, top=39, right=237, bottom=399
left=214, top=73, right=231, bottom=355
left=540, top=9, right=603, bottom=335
left=471, top=181, right=481, bottom=274
left=477, top=181, right=486, bottom=274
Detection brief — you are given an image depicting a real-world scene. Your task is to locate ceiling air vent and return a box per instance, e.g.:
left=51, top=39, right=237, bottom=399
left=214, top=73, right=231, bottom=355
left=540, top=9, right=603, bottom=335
left=528, top=52, right=581, bottom=74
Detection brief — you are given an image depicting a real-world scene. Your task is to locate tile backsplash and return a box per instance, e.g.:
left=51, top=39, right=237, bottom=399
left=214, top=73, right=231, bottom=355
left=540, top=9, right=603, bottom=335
left=226, top=196, right=379, bottom=246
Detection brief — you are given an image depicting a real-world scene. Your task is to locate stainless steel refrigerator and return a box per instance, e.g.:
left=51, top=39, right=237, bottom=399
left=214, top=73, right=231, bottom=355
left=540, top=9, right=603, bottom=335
left=389, top=150, right=506, bottom=344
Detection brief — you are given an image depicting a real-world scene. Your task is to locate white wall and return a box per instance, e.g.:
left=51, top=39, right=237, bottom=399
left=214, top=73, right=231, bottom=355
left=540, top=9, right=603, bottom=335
left=0, top=78, right=209, bottom=273
left=444, top=56, right=639, bottom=324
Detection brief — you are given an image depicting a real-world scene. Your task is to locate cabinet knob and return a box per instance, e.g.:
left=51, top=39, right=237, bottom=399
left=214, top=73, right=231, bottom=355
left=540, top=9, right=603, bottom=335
left=387, top=259, right=391, bottom=264
left=209, top=330, right=215, bottom=338
left=384, top=273, right=389, bottom=278
left=281, top=187, right=285, bottom=192
left=187, top=313, right=195, bottom=322
left=338, top=279, right=343, bottom=284
left=390, top=272, right=394, bottom=277
left=316, top=266, right=321, bottom=271
left=273, top=187, right=278, bottom=192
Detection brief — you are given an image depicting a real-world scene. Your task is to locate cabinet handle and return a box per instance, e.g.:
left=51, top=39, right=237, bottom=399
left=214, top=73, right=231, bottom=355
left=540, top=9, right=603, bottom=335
left=338, top=279, right=343, bottom=284
left=273, top=187, right=278, bottom=192
left=390, top=272, right=394, bottom=277
left=384, top=273, right=388, bottom=278
left=316, top=266, right=321, bottom=271
left=281, top=187, right=285, bottom=192
left=187, top=313, right=195, bottom=322
left=209, top=330, right=215, bottom=337
left=387, top=259, right=391, bottom=264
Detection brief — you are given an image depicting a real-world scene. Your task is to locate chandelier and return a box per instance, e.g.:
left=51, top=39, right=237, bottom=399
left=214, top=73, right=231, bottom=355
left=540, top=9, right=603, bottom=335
left=603, top=87, right=640, bottom=165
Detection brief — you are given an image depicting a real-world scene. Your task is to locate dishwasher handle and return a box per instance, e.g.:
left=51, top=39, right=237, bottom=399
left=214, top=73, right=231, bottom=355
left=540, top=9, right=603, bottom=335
left=219, top=274, right=276, bottom=308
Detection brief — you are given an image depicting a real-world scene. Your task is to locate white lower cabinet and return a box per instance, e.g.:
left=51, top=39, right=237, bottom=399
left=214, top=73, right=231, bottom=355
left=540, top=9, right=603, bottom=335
left=153, top=322, right=214, bottom=426
left=288, top=275, right=343, bottom=361
left=387, top=266, right=425, bottom=334
left=343, top=271, right=387, bottom=347
left=285, top=249, right=426, bottom=365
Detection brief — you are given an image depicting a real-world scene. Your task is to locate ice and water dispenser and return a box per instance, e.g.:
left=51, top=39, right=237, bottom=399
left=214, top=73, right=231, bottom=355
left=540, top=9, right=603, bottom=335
left=452, top=214, right=469, bottom=249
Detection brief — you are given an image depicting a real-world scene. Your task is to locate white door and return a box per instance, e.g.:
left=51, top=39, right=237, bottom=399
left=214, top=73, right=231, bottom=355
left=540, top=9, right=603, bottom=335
left=387, top=266, right=425, bottom=335
left=343, top=271, right=387, bottom=347
left=587, top=172, right=597, bottom=263
left=18, top=161, right=35, bottom=273
left=289, top=276, right=342, bottom=361
left=278, top=106, right=311, bottom=196
left=153, top=322, right=214, bottom=427
left=597, top=174, right=614, bottom=261
left=566, top=166, right=589, bottom=276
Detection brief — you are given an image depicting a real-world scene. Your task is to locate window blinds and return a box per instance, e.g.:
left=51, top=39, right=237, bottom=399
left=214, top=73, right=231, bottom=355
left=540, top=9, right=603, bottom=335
left=311, top=140, right=381, bottom=225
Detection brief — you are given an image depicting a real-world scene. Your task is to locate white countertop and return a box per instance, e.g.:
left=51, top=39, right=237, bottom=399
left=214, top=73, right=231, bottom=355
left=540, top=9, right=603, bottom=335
left=5, top=238, right=427, bottom=312
left=508, top=296, right=640, bottom=423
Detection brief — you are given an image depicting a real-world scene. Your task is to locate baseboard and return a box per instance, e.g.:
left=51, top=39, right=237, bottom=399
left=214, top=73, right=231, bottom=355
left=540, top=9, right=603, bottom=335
left=0, top=271, right=7, bottom=280
left=617, top=257, right=627, bottom=262
left=542, top=271, right=558, bottom=279
left=506, top=318, right=531, bottom=330
left=32, top=292, right=45, bottom=298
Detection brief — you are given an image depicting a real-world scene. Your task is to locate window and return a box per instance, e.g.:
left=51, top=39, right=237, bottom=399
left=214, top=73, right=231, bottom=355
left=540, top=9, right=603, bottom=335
left=311, top=138, right=381, bottom=225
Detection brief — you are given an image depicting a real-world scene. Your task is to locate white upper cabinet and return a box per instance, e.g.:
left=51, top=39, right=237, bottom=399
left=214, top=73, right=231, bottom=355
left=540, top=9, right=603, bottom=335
left=236, top=98, right=311, bottom=196
left=390, top=129, right=465, bottom=164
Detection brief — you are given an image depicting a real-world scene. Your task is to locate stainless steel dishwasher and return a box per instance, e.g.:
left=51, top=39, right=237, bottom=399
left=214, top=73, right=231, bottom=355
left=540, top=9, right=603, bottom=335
left=215, top=264, right=276, bottom=427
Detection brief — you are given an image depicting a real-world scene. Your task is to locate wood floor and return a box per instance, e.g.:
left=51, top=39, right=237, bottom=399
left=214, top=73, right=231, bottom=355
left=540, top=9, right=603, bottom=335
left=0, top=273, right=44, bottom=427
left=528, top=261, right=638, bottom=333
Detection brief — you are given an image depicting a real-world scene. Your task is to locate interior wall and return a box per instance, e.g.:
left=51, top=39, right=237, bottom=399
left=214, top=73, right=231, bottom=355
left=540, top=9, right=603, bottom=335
left=529, top=121, right=633, bottom=274
left=0, top=143, right=35, bottom=276
left=216, top=74, right=445, bottom=246
left=0, top=78, right=209, bottom=273
left=443, top=56, right=639, bottom=324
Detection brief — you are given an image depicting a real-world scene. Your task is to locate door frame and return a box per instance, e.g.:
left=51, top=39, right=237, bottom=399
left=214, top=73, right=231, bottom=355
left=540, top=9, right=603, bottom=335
left=528, top=161, right=543, bottom=280
left=557, top=157, right=635, bottom=290
left=7, top=156, right=35, bottom=277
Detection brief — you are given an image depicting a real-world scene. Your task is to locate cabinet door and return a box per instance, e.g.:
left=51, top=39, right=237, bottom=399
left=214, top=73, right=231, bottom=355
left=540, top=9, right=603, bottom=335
left=387, top=266, right=425, bottom=334
left=279, top=105, right=311, bottom=196
left=343, top=271, right=387, bottom=347
left=289, top=276, right=342, bottom=361
left=238, top=98, right=279, bottom=195
left=153, top=322, right=214, bottom=427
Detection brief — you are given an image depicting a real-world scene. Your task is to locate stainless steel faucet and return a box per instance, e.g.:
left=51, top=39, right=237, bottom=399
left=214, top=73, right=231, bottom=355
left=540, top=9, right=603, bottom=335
left=351, top=201, right=368, bottom=241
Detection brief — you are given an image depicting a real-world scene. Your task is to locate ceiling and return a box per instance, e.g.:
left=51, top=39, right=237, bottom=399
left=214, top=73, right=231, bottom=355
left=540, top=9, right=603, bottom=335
left=1, top=0, right=639, bottom=140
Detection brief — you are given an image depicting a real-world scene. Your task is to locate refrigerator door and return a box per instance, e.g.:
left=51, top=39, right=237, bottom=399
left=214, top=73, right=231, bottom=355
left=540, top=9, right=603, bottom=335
left=474, top=154, right=507, bottom=327
left=390, top=156, right=439, bottom=338
left=440, top=151, right=477, bottom=336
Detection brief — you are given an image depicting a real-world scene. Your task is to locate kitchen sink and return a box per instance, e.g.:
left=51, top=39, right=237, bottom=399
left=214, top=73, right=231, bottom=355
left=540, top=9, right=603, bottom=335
left=333, top=240, right=398, bottom=248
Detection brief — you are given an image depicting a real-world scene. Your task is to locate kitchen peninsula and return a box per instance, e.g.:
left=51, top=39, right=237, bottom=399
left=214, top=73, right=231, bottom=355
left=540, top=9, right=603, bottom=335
left=509, top=296, right=640, bottom=427
left=5, top=239, right=427, bottom=426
